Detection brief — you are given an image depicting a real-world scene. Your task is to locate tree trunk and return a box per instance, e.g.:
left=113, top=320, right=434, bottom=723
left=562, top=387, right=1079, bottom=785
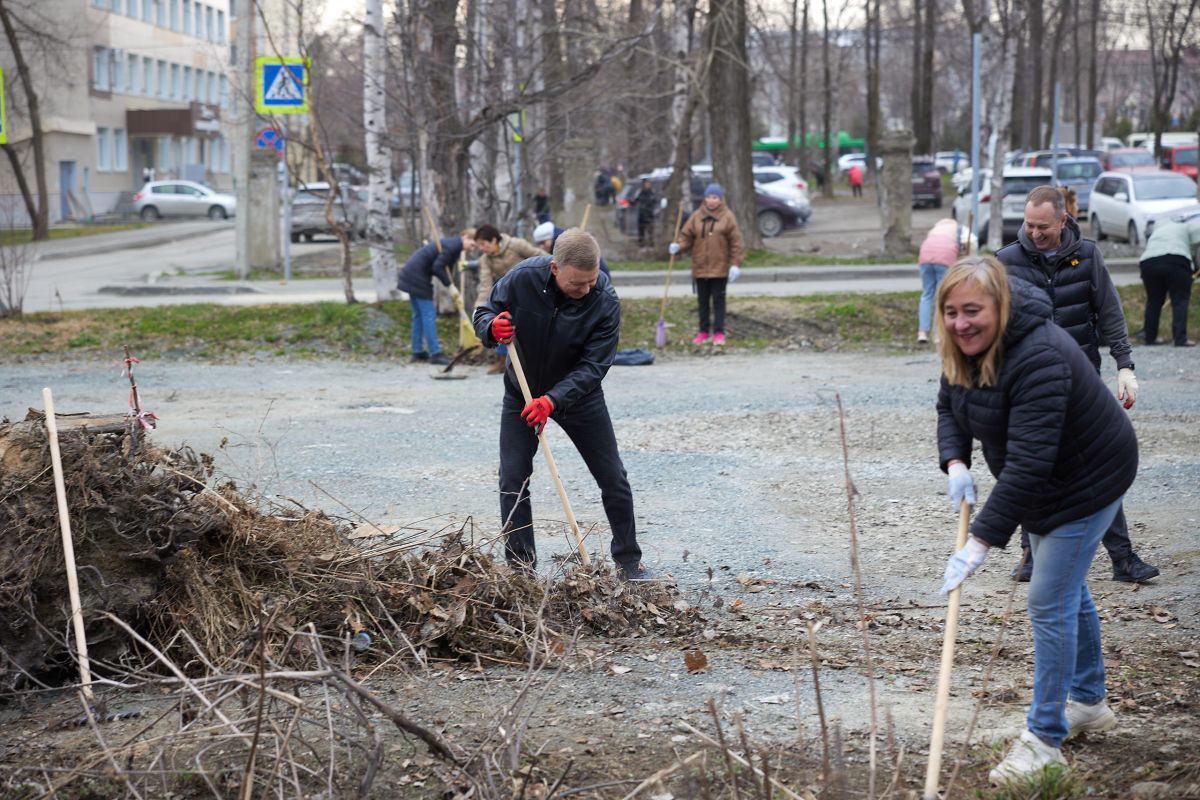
left=363, top=0, right=397, bottom=301
left=798, top=0, right=809, bottom=175
left=865, top=0, right=881, bottom=202
left=1086, top=0, right=1100, bottom=147
left=786, top=0, right=800, bottom=168
left=538, top=0, right=567, bottom=214
left=919, top=0, right=937, bottom=153
left=821, top=0, right=833, bottom=199
left=1044, top=0, right=1071, bottom=148
left=909, top=0, right=922, bottom=144
left=0, top=0, right=50, bottom=239
left=1027, top=0, right=1043, bottom=149
left=1071, top=0, right=1081, bottom=146
left=706, top=0, right=762, bottom=248
left=986, top=4, right=1022, bottom=252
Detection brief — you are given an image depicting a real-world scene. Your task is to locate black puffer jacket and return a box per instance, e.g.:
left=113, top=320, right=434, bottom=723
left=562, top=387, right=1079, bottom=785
left=937, top=278, right=1138, bottom=546
left=996, top=218, right=1133, bottom=372
left=397, top=237, right=463, bottom=299
left=473, top=256, right=620, bottom=411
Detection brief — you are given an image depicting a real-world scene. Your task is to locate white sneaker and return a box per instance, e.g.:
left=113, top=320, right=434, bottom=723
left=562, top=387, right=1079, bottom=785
left=988, top=730, right=1067, bottom=784
left=1066, top=699, right=1116, bottom=739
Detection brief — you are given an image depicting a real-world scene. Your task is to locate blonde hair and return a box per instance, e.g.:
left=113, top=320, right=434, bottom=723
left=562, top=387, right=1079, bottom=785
left=937, top=255, right=1011, bottom=388
left=552, top=228, right=601, bottom=270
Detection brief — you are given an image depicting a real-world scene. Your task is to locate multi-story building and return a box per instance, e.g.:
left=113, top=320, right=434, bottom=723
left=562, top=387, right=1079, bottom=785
left=0, top=0, right=231, bottom=224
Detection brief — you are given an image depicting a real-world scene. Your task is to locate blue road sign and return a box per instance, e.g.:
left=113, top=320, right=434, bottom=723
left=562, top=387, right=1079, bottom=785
left=256, top=58, right=309, bottom=115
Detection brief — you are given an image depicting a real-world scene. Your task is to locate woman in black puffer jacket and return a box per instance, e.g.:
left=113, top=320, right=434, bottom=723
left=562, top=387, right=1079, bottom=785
left=933, top=256, right=1137, bottom=785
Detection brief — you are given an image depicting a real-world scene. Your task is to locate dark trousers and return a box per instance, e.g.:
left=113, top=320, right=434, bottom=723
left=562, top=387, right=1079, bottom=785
left=1140, top=255, right=1193, bottom=345
left=851, top=183, right=863, bottom=198
left=637, top=213, right=653, bottom=245
left=1020, top=503, right=1134, bottom=563
left=498, top=389, right=641, bottom=569
left=695, top=277, right=728, bottom=334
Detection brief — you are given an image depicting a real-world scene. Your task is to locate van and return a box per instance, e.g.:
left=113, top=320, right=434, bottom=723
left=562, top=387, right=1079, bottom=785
left=1159, top=144, right=1198, bottom=179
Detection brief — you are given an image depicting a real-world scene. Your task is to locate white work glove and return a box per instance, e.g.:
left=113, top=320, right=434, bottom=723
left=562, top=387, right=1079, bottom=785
left=940, top=537, right=990, bottom=595
left=728, top=265, right=741, bottom=282
left=1117, top=368, right=1138, bottom=410
left=448, top=284, right=461, bottom=299
left=947, top=462, right=976, bottom=511
left=668, top=242, right=681, bottom=256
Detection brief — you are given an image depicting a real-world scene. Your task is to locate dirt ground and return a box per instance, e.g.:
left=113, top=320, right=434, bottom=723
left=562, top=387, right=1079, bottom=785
left=1, top=340, right=1197, bottom=797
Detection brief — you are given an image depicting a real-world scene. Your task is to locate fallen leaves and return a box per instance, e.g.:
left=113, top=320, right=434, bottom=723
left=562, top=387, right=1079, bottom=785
left=684, top=649, right=709, bottom=673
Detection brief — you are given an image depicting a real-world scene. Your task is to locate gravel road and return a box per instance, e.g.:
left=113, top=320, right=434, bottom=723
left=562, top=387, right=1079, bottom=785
left=4, top=346, right=1197, bottom=792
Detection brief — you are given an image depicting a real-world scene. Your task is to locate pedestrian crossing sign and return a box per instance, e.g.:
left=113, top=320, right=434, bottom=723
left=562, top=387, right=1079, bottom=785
left=0, top=68, right=8, bottom=145
left=255, top=58, right=309, bottom=115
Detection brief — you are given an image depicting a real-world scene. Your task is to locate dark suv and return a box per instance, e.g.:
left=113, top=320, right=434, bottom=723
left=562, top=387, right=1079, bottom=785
left=616, top=172, right=805, bottom=239
left=912, top=158, right=943, bottom=208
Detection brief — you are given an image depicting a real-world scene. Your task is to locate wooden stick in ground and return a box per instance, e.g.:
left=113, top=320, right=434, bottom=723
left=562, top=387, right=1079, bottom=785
left=580, top=203, right=592, bottom=231
left=505, top=340, right=590, bottom=566
left=42, top=388, right=94, bottom=704
left=923, top=500, right=972, bottom=800
left=658, top=203, right=686, bottom=322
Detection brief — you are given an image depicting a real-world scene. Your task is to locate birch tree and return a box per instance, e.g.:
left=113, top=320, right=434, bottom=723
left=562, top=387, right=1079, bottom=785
left=363, top=0, right=397, bottom=299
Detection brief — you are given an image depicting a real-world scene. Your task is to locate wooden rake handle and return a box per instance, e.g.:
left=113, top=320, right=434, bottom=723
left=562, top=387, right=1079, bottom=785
left=923, top=500, right=972, bottom=799
left=505, top=341, right=591, bottom=566
left=659, top=203, right=687, bottom=321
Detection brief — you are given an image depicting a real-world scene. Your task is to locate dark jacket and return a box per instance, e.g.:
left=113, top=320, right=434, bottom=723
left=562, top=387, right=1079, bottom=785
left=633, top=186, right=658, bottom=218
left=937, top=278, right=1138, bottom=547
left=996, top=218, right=1133, bottom=372
left=397, top=237, right=463, bottom=299
left=473, top=256, right=620, bottom=411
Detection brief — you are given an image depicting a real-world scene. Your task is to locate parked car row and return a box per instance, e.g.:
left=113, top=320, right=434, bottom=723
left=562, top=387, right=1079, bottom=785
left=615, top=168, right=811, bottom=239
left=951, top=167, right=1054, bottom=244
left=290, top=182, right=367, bottom=243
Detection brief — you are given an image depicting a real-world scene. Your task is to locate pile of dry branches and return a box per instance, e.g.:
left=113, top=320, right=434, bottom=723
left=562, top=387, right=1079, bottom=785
left=0, top=417, right=704, bottom=689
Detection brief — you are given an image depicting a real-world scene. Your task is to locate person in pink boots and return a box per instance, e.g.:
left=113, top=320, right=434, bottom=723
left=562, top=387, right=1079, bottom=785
left=669, top=183, right=744, bottom=346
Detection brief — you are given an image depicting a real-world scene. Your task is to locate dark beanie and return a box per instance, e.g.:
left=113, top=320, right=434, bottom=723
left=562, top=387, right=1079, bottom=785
left=704, top=183, right=725, bottom=199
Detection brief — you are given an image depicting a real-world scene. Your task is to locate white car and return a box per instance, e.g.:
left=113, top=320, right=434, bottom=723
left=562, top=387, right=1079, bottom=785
left=1087, top=170, right=1200, bottom=245
left=836, top=152, right=880, bottom=174
left=934, top=150, right=970, bottom=174
left=951, top=167, right=1053, bottom=244
left=133, top=180, right=236, bottom=220
left=690, top=165, right=812, bottom=220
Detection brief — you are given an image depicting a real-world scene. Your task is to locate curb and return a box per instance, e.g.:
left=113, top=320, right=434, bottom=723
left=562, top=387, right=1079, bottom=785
left=37, top=225, right=230, bottom=263
left=98, top=283, right=263, bottom=296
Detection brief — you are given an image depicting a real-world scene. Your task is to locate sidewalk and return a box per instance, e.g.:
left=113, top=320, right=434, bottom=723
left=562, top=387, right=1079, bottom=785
left=94, top=256, right=1144, bottom=308
left=33, top=221, right=232, bottom=262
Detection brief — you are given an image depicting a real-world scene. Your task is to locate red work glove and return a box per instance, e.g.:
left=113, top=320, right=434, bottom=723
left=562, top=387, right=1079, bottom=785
left=521, top=396, right=554, bottom=434
left=491, top=311, right=515, bottom=344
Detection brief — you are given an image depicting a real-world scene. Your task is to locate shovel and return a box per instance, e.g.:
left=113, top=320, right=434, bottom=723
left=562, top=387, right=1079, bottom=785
left=923, top=500, right=972, bottom=800
left=655, top=204, right=686, bottom=348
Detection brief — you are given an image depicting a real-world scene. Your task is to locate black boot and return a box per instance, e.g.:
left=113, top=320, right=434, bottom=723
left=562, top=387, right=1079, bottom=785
left=1112, top=552, right=1160, bottom=583
left=1011, top=547, right=1033, bottom=582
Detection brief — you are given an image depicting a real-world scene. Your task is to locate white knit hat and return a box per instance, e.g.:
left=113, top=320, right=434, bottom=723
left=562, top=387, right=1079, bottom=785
left=532, top=221, right=555, bottom=243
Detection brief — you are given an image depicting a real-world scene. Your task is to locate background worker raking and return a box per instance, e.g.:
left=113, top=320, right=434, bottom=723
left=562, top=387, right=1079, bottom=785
left=397, top=231, right=475, bottom=365
left=996, top=185, right=1159, bottom=584
left=472, top=229, right=654, bottom=581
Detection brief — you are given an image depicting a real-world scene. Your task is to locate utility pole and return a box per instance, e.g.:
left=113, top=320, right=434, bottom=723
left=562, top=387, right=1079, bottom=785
left=234, top=0, right=252, bottom=279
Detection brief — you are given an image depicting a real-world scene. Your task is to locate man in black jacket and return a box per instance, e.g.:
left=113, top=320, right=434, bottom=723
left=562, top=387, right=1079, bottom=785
left=997, top=185, right=1159, bottom=583
left=473, top=229, right=653, bottom=581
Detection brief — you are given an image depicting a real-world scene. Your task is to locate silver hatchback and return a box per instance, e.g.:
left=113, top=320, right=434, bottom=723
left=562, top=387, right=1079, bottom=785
left=133, top=180, right=236, bottom=220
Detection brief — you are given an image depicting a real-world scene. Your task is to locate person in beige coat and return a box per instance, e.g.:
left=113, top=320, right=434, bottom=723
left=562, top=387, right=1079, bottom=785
left=475, top=223, right=544, bottom=373
left=669, top=183, right=745, bottom=345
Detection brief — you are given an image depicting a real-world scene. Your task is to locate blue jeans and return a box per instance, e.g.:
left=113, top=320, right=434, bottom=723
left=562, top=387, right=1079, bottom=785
left=1026, top=496, right=1122, bottom=747
left=919, top=262, right=949, bottom=332
left=498, top=388, right=641, bottom=570
left=410, top=297, right=441, bottom=356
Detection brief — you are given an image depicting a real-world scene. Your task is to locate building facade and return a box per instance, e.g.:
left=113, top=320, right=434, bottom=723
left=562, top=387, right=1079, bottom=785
left=0, top=0, right=232, bottom=224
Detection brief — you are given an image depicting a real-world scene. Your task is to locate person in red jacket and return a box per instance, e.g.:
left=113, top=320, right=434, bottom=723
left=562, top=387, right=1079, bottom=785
left=847, top=163, right=864, bottom=197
